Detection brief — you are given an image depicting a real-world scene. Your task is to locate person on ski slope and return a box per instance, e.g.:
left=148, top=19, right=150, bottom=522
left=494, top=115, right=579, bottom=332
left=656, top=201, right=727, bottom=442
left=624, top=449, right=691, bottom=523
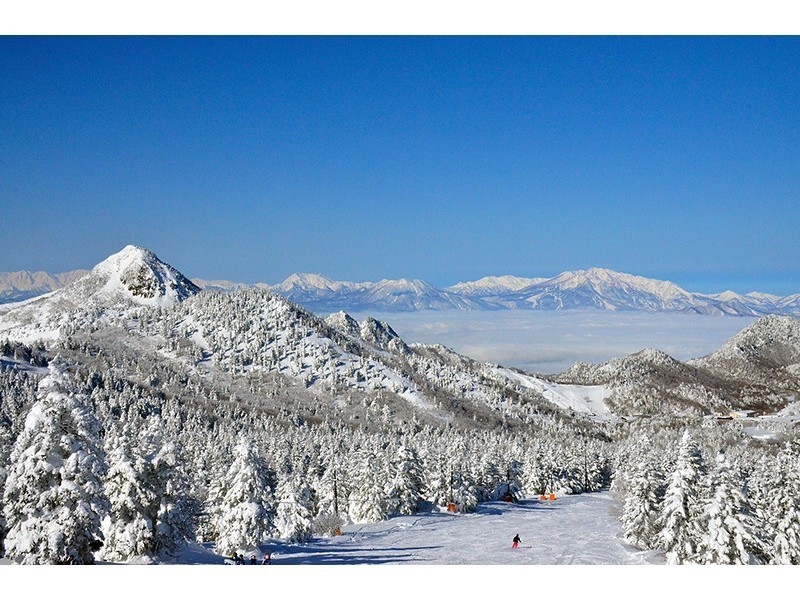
left=512, top=534, right=521, bottom=549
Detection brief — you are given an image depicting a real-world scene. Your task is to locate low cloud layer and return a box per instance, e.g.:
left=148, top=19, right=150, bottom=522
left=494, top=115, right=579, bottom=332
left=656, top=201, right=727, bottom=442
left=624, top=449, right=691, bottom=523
left=348, top=309, right=756, bottom=374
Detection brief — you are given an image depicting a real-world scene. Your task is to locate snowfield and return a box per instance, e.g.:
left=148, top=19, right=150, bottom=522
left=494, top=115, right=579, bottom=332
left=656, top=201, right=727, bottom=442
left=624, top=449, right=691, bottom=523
left=494, top=367, right=616, bottom=422
left=5, top=492, right=786, bottom=600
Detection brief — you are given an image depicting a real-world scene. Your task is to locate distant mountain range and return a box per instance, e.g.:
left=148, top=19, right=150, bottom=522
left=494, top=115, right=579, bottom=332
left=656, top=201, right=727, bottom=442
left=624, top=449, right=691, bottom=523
left=206, top=268, right=800, bottom=317
left=0, top=269, right=88, bottom=303
left=4, top=263, right=799, bottom=318
left=2, top=245, right=799, bottom=423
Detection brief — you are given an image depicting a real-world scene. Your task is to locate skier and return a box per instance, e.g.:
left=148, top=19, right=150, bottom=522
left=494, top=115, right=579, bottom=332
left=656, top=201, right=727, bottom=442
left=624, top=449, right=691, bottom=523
left=512, top=533, right=521, bottom=549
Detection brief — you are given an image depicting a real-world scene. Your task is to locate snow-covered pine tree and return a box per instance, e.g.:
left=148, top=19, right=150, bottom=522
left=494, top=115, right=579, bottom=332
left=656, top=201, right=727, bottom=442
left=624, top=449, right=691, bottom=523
left=753, top=443, right=800, bottom=564
left=421, top=453, right=452, bottom=508
left=274, top=471, right=314, bottom=543
left=0, top=421, right=13, bottom=558
left=695, top=453, right=763, bottom=564
left=386, top=445, right=423, bottom=516
left=522, top=447, right=556, bottom=497
left=209, top=438, right=276, bottom=556
left=451, top=468, right=480, bottom=512
left=150, top=440, right=198, bottom=559
left=316, top=455, right=348, bottom=521
left=99, top=426, right=159, bottom=562
left=348, top=448, right=389, bottom=523
left=621, top=457, right=665, bottom=550
left=657, top=430, right=706, bottom=564
left=2, top=359, right=109, bottom=564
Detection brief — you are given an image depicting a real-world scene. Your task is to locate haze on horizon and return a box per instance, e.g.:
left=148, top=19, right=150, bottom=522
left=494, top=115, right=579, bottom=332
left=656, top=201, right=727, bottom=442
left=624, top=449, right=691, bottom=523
left=2, top=35, right=799, bottom=296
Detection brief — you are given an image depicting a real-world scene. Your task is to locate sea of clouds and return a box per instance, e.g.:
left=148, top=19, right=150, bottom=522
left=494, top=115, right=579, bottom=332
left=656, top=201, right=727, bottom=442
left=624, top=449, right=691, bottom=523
left=348, top=309, right=756, bottom=375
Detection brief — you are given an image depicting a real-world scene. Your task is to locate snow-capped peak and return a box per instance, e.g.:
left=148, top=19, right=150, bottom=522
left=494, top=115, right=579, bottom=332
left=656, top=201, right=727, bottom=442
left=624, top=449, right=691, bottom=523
left=90, top=245, right=200, bottom=307
left=447, top=275, right=546, bottom=296
left=273, top=273, right=348, bottom=293
left=545, top=268, right=688, bottom=298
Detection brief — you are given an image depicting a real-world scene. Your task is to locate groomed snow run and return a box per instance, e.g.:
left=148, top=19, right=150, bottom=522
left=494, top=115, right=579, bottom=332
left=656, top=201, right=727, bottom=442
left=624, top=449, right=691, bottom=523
left=495, top=367, right=616, bottom=422
left=4, top=492, right=787, bottom=600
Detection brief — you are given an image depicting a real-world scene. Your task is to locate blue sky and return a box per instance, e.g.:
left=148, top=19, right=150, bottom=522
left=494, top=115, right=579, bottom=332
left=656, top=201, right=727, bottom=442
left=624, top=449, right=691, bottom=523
left=2, top=36, right=799, bottom=294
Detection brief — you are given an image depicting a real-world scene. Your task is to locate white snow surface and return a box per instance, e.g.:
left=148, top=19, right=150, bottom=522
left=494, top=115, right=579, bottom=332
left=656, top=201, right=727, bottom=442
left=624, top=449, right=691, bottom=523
left=1, top=495, right=791, bottom=600
left=493, top=367, right=616, bottom=422
left=0, top=492, right=796, bottom=600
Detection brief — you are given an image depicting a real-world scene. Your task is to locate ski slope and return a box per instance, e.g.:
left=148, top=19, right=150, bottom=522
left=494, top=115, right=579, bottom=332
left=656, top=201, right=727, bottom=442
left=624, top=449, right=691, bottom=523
left=495, top=367, right=616, bottom=422
left=261, top=493, right=650, bottom=565
left=5, top=491, right=786, bottom=600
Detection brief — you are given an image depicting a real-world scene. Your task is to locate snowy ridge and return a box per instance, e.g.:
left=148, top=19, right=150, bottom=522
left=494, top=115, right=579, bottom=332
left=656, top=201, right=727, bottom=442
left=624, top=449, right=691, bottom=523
left=0, top=269, right=88, bottom=303
left=510, top=268, right=747, bottom=314
left=447, top=275, right=547, bottom=296
left=265, top=267, right=798, bottom=316
left=4, top=246, right=799, bottom=426
left=556, top=317, right=800, bottom=418
left=5, top=262, right=799, bottom=318
left=1, top=247, right=591, bottom=428
left=689, top=314, right=800, bottom=387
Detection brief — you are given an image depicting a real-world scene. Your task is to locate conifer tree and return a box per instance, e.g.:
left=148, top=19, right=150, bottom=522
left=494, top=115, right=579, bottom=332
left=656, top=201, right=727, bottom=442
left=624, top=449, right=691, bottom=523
left=386, top=445, right=423, bottom=516
left=621, top=458, right=664, bottom=550
left=348, top=449, right=389, bottom=523
left=754, top=443, right=800, bottom=564
left=696, top=453, right=762, bottom=564
left=2, top=360, right=109, bottom=564
left=0, top=423, right=12, bottom=558
left=451, top=469, right=480, bottom=512
left=658, top=430, right=706, bottom=564
left=274, top=471, right=314, bottom=543
left=100, top=427, right=159, bottom=562
left=209, top=439, right=276, bottom=556
left=150, top=440, right=198, bottom=558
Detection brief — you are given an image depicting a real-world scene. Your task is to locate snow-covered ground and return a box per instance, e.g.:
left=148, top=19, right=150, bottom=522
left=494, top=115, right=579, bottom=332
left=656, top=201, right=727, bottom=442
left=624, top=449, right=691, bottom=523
left=217, top=493, right=655, bottom=566
left=494, top=367, right=615, bottom=422
left=3, top=492, right=786, bottom=600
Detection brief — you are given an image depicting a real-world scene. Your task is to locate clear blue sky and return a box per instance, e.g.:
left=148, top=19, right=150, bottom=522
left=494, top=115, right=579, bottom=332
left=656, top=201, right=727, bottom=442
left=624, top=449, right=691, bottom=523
left=2, top=36, right=799, bottom=294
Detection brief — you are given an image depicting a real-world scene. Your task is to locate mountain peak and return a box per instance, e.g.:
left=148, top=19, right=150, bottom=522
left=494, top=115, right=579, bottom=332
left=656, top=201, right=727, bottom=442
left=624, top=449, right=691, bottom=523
left=448, top=275, right=546, bottom=296
left=91, top=245, right=200, bottom=307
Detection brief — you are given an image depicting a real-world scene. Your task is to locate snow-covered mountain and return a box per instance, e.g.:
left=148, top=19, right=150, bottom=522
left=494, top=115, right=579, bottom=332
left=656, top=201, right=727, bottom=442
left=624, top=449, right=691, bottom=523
left=2, top=246, right=799, bottom=422
left=689, top=314, right=800, bottom=389
left=264, top=267, right=797, bottom=317
left=3, top=245, right=800, bottom=569
left=4, top=260, right=798, bottom=319
left=556, top=315, right=800, bottom=418
left=0, top=245, right=200, bottom=342
left=271, top=274, right=486, bottom=312
left=505, top=268, right=754, bottom=315
left=0, top=269, right=88, bottom=303
left=0, top=246, right=595, bottom=430
left=447, top=275, right=547, bottom=297
left=357, top=278, right=484, bottom=311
